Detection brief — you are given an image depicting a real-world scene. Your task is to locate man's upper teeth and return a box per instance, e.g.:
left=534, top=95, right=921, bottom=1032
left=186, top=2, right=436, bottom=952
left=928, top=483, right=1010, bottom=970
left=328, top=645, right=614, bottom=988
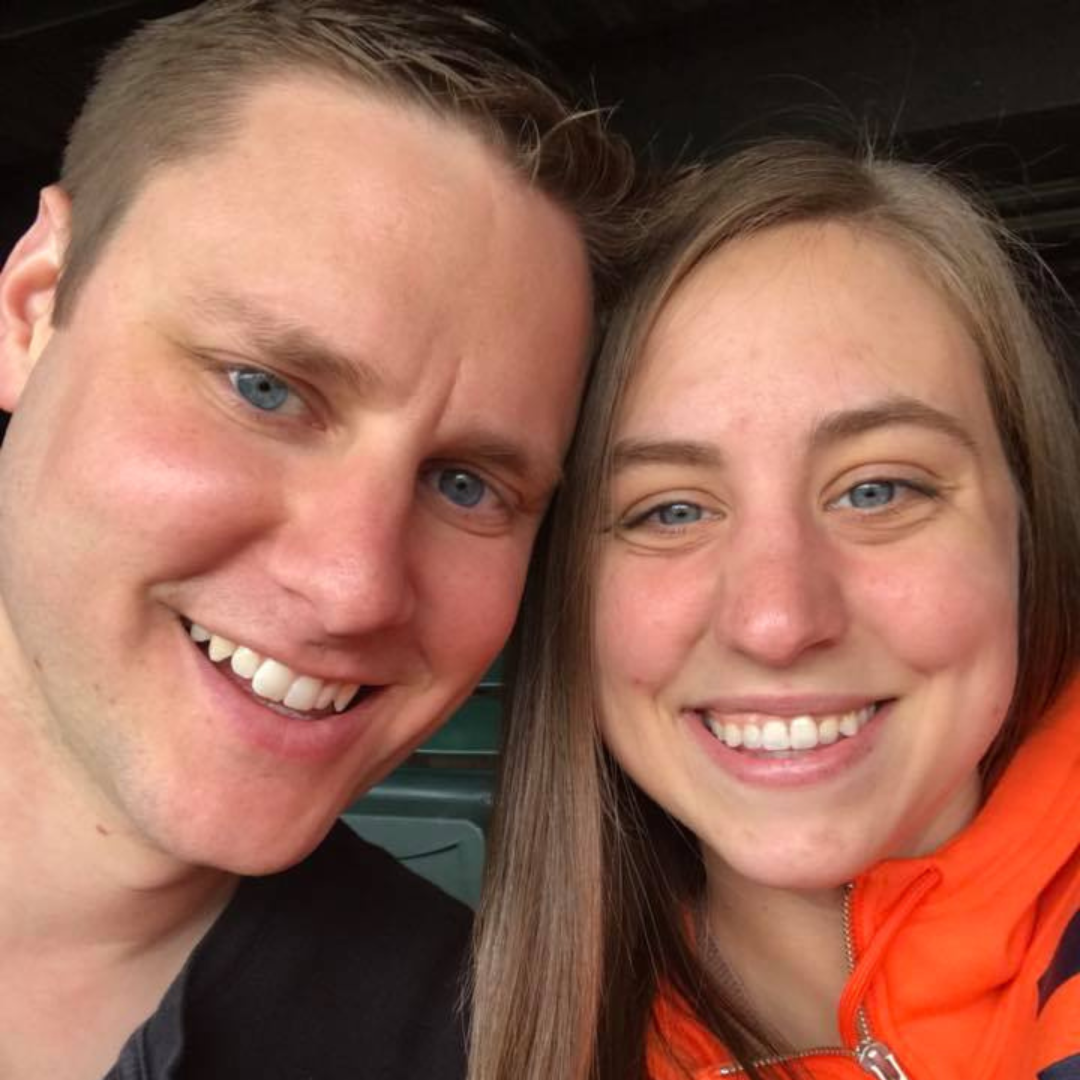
left=703, top=705, right=876, bottom=751
left=189, top=623, right=360, bottom=713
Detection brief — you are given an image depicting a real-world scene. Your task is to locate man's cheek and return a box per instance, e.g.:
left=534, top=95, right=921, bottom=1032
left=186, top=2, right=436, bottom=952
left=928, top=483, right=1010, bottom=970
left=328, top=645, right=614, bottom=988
left=62, top=410, right=275, bottom=556
left=434, top=540, right=530, bottom=667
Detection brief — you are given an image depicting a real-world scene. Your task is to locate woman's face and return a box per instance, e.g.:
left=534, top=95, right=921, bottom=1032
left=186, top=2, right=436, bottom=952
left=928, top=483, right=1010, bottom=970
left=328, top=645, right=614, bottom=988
left=595, top=221, right=1020, bottom=892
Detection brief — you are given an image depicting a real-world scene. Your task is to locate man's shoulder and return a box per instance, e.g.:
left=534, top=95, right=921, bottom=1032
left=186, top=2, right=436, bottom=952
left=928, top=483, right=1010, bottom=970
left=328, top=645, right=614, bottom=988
left=295, top=820, right=473, bottom=936
left=202, top=819, right=474, bottom=1007
left=174, top=822, right=472, bottom=1078
left=289, top=821, right=474, bottom=975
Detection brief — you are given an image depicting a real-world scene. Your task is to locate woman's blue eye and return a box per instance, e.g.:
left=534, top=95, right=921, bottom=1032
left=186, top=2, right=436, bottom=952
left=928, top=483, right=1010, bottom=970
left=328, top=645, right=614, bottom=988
left=231, top=369, right=291, bottom=411
left=654, top=502, right=703, bottom=526
left=437, top=468, right=487, bottom=508
left=845, top=480, right=896, bottom=509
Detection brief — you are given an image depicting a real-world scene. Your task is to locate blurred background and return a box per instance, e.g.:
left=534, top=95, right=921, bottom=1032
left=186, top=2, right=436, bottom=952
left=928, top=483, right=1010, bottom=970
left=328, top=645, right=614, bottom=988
left=6, top=0, right=1080, bottom=288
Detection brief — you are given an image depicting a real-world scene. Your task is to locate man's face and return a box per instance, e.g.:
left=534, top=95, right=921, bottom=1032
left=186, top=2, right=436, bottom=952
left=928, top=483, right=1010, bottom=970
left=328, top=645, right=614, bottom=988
left=0, top=78, right=591, bottom=873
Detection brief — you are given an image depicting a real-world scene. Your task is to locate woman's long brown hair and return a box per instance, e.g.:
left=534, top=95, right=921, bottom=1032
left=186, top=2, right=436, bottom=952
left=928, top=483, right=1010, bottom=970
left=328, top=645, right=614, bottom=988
left=469, top=139, right=1080, bottom=1080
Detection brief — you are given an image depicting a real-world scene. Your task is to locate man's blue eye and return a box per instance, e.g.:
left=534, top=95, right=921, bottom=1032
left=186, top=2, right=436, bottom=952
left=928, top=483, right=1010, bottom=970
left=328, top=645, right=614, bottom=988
left=655, top=502, right=703, bottom=526
left=231, top=369, right=291, bottom=411
left=437, top=469, right=487, bottom=508
left=846, top=480, right=896, bottom=509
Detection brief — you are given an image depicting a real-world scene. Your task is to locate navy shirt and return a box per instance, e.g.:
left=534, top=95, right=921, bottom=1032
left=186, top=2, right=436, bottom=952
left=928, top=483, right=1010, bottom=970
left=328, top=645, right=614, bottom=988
left=107, top=823, right=471, bottom=1080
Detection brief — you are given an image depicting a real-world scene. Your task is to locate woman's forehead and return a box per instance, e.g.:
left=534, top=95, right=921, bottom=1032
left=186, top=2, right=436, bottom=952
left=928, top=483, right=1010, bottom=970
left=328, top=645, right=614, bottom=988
left=624, top=220, right=991, bottom=438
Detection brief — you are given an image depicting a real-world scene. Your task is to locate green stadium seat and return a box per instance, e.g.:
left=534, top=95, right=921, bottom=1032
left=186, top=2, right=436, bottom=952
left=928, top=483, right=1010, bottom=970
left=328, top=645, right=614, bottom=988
left=342, top=664, right=502, bottom=907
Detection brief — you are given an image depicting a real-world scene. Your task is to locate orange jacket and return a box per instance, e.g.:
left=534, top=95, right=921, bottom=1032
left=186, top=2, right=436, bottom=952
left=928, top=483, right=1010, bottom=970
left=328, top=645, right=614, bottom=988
left=649, top=675, right=1080, bottom=1079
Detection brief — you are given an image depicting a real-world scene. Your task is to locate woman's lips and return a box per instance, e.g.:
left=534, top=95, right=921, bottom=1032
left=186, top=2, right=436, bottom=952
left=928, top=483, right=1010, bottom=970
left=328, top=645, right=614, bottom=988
left=696, top=703, right=879, bottom=752
left=684, top=699, right=894, bottom=788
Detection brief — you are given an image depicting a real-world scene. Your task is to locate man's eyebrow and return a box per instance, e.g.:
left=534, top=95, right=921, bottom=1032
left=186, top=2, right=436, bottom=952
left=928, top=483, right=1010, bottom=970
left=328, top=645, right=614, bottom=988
left=453, top=436, right=564, bottom=498
left=612, top=438, right=724, bottom=472
left=810, top=395, right=980, bottom=454
left=187, top=290, right=384, bottom=396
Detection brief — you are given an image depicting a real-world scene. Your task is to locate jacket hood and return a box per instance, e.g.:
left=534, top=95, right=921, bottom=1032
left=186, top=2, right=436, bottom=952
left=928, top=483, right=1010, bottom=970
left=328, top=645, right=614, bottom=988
left=852, top=674, right=1080, bottom=1077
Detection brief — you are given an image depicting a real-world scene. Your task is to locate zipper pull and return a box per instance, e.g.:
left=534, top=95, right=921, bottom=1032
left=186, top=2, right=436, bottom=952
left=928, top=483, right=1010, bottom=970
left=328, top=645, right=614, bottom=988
left=856, top=1040, right=910, bottom=1080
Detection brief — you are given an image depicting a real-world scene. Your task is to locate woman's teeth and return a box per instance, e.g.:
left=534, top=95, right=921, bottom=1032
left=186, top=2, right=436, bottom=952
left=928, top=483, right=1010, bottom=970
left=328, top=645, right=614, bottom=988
left=188, top=622, right=360, bottom=714
left=701, top=705, right=877, bottom=752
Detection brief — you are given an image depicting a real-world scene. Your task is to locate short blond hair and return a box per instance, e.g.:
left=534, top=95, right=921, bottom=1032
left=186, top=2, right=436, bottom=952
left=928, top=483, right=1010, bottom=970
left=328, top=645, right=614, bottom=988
left=55, top=0, right=635, bottom=323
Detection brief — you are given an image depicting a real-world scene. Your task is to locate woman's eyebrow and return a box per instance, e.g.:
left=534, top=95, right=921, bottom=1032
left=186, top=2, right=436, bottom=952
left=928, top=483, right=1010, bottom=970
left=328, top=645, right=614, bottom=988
left=810, top=395, right=980, bottom=454
left=612, top=438, right=724, bottom=471
left=611, top=396, right=978, bottom=473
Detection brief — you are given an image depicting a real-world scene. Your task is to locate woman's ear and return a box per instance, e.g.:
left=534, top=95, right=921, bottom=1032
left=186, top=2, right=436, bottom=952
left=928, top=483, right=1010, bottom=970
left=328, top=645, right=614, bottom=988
left=0, top=185, right=71, bottom=410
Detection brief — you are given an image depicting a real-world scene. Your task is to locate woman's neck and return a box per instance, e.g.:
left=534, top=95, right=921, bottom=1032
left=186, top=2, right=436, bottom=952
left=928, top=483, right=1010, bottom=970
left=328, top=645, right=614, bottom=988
left=701, top=860, right=851, bottom=1052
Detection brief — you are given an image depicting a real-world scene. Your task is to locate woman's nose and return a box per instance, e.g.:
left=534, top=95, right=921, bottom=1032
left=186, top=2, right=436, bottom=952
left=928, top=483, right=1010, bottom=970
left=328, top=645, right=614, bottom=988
left=713, top=517, right=848, bottom=668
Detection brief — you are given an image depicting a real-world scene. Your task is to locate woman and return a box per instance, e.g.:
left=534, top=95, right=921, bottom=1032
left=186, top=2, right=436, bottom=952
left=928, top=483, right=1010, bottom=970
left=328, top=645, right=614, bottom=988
left=469, top=141, right=1080, bottom=1080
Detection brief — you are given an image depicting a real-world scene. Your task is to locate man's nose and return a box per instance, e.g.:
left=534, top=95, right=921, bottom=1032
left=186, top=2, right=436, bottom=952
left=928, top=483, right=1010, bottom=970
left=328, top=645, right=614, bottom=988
left=713, top=515, right=847, bottom=668
left=266, top=467, right=418, bottom=638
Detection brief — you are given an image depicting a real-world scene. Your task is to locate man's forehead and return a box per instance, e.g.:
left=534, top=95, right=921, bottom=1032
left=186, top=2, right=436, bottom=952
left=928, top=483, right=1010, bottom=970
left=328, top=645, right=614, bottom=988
left=117, top=73, right=548, bottom=264
left=91, top=75, right=487, bottom=255
left=227, top=72, right=501, bottom=174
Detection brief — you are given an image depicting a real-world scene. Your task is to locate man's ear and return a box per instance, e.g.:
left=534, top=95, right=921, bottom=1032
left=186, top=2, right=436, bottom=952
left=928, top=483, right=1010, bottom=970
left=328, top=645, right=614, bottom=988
left=0, top=185, right=71, bottom=410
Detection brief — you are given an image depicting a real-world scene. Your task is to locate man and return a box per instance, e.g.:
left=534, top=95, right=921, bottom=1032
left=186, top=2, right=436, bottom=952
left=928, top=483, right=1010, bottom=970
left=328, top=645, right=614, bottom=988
left=0, top=2, right=633, bottom=1077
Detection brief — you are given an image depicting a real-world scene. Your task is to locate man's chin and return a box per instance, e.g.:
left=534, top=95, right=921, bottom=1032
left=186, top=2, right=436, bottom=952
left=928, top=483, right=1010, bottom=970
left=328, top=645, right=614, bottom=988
left=140, top=806, right=340, bottom=878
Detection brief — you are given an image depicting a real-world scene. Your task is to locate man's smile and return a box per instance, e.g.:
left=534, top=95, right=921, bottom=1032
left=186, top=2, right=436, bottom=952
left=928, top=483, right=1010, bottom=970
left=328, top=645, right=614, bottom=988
left=186, top=620, right=375, bottom=717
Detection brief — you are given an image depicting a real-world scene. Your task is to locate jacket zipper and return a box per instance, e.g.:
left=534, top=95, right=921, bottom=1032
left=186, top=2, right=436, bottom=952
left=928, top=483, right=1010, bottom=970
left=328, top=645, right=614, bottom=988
left=854, top=1040, right=909, bottom=1079
left=714, top=886, right=910, bottom=1079
left=716, top=1040, right=909, bottom=1078
left=842, top=884, right=910, bottom=1079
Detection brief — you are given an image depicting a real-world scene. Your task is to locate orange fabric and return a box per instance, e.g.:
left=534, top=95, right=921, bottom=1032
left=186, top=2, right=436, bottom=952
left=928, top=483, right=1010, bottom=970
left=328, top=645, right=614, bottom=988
left=648, top=675, right=1080, bottom=1079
